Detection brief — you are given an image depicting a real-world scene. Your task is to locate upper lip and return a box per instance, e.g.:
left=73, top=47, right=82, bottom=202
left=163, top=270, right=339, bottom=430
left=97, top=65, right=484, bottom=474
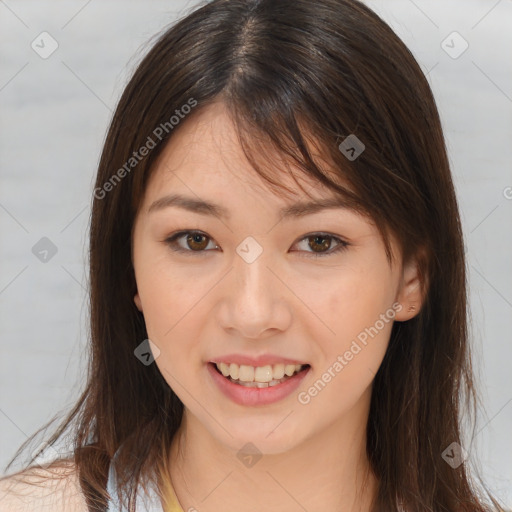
left=209, top=354, right=309, bottom=367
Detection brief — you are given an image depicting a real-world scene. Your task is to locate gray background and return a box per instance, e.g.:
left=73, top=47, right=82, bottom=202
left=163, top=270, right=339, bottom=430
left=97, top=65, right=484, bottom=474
left=1, top=0, right=511, bottom=506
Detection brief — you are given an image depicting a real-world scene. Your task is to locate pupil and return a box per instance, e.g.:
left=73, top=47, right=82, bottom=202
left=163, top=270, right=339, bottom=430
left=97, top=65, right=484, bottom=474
left=312, top=235, right=329, bottom=252
left=188, top=233, right=207, bottom=250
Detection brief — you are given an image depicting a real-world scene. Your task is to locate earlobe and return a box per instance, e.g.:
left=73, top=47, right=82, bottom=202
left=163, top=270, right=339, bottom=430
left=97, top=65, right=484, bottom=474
left=134, top=292, right=143, bottom=312
left=394, top=255, right=427, bottom=322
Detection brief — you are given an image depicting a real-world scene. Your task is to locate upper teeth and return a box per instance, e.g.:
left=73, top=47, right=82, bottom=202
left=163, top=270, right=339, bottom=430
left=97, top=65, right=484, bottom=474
left=215, top=362, right=304, bottom=383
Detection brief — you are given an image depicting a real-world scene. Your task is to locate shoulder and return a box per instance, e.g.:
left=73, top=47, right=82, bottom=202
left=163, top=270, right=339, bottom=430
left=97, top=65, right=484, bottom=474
left=0, top=459, right=88, bottom=512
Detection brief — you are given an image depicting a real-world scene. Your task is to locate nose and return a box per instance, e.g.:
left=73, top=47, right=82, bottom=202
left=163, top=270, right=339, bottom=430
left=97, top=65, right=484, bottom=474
left=217, top=247, right=293, bottom=340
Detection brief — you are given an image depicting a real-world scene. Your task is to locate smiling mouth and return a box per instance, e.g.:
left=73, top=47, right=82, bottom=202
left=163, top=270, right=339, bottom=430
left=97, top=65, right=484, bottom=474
left=210, top=362, right=310, bottom=388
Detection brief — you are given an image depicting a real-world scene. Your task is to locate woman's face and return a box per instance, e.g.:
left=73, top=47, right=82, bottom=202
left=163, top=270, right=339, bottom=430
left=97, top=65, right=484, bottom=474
left=131, top=101, right=421, bottom=454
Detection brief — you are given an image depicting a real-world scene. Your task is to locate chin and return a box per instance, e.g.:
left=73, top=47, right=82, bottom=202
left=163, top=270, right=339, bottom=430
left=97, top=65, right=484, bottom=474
left=207, top=418, right=308, bottom=456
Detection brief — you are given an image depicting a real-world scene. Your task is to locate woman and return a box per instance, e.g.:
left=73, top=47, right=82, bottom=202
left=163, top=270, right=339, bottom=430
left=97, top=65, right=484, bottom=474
left=0, top=0, right=506, bottom=510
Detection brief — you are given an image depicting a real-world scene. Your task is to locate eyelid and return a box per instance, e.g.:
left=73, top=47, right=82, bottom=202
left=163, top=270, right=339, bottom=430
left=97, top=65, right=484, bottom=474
left=163, top=229, right=350, bottom=258
left=164, top=230, right=219, bottom=255
left=292, top=232, right=349, bottom=258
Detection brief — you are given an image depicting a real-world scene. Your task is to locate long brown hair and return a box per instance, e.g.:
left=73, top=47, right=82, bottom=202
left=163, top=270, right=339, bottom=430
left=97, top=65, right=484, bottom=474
left=2, top=0, right=506, bottom=510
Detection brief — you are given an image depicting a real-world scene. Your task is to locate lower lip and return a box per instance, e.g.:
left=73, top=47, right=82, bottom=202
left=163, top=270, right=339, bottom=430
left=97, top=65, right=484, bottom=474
left=207, top=362, right=310, bottom=406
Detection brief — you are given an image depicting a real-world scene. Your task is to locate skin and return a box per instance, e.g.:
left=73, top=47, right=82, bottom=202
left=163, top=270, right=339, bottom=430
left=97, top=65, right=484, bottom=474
left=131, top=101, right=424, bottom=512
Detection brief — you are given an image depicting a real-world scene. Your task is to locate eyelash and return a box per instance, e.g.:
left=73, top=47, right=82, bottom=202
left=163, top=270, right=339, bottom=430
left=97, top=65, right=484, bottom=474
left=163, top=230, right=349, bottom=259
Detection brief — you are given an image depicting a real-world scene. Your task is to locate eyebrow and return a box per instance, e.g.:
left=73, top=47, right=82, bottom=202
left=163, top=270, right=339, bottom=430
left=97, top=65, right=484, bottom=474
left=147, top=193, right=352, bottom=220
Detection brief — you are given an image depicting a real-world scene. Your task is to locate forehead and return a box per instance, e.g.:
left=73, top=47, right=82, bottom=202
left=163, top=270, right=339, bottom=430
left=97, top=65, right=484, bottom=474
left=133, top=102, right=400, bottom=268
left=143, top=101, right=353, bottom=210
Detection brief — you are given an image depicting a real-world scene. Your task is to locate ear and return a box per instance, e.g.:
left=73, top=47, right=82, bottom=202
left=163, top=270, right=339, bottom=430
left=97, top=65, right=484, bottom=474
left=134, top=292, right=143, bottom=312
left=394, top=251, right=428, bottom=322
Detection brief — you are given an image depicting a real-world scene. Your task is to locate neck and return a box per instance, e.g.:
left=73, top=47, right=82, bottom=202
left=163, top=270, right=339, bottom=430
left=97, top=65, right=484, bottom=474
left=167, top=395, right=378, bottom=512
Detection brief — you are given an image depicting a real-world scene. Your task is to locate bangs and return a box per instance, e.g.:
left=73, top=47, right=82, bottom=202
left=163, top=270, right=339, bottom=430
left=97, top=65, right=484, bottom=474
left=216, top=92, right=396, bottom=265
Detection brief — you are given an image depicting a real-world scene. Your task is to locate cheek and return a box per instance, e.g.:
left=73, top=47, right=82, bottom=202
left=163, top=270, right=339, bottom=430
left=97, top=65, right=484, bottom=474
left=312, top=261, right=396, bottom=377
left=136, top=256, right=200, bottom=333
left=135, top=261, right=212, bottom=377
left=300, top=290, right=393, bottom=415
left=318, top=261, right=395, bottom=331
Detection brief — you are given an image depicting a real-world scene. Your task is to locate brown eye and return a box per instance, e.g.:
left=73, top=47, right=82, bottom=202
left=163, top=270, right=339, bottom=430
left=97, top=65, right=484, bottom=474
left=165, top=231, right=217, bottom=254
left=185, top=232, right=210, bottom=251
left=164, top=230, right=349, bottom=259
left=293, top=233, right=349, bottom=258
left=307, top=235, right=333, bottom=253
